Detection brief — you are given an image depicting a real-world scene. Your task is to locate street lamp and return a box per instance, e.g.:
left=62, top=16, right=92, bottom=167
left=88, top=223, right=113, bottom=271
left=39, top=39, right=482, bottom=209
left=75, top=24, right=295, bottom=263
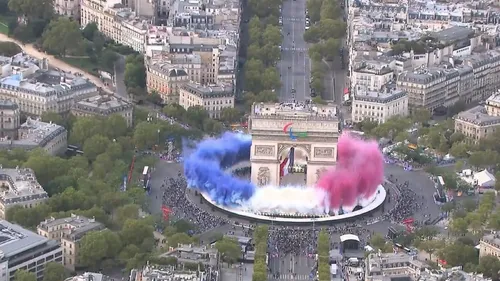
left=157, top=129, right=160, bottom=147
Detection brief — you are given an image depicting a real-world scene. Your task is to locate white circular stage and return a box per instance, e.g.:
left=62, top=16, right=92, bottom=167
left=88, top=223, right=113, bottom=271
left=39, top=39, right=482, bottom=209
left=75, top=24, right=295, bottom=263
left=200, top=185, right=387, bottom=224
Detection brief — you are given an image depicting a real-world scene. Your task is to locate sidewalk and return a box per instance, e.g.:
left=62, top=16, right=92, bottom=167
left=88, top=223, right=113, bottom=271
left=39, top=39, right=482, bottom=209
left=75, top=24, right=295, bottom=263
left=0, top=34, right=111, bottom=92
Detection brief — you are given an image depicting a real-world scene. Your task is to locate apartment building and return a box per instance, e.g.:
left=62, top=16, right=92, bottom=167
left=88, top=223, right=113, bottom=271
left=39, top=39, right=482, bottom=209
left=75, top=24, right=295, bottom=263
left=352, top=87, right=408, bottom=124
left=54, top=0, right=79, bottom=19
left=0, top=100, right=20, bottom=140
left=0, top=220, right=62, bottom=281
left=0, top=117, right=68, bottom=155
left=462, top=50, right=500, bottom=104
left=396, top=66, right=462, bottom=112
left=0, top=54, right=98, bottom=116
left=71, top=93, right=134, bottom=127
left=179, top=82, right=234, bottom=119
left=351, top=58, right=395, bottom=91
left=455, top=91, right=500, bottom=142
left=146, top=61, right=189, bottom=103
left=0, top=167, right=49, bottom=219
left=159, top=244, right=219, bottom=266
left=479, top=234, right=500, bottom=258
left=365, top=252, right=427, bottom=281
left=37, top=215, right=105, bottom=272
left=80, top=0, right=151, bottom=53
left=133, top=264, right=212, bottom=281
left=144, top=26, right=222, bottom=84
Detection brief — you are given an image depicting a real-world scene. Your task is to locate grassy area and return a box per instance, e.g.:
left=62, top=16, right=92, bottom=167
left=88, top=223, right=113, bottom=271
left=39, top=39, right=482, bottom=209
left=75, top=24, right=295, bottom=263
left=0, top=16, right=11, bottom=34
left=59, top=57, right=99, bottom=76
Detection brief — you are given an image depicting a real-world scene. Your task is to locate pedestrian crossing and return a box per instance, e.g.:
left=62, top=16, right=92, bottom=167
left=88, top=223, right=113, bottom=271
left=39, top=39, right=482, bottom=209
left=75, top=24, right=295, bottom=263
left=281, top=47, right=308, bottom=51
left=282, top=17, right=305, bottom=22
left=268, top=274, right=312, bottom=280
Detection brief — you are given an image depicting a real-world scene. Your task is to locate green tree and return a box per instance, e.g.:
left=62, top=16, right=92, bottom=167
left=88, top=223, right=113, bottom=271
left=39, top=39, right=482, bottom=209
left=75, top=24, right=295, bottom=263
left=14, top=270, right=36, bottom=281
left=42, top=18, right=83, bottom=56
left=9, top=0, right=53, bottom=20
left=124, top=54, right=146, bottom=89
left=220, top=107, right=241, bottom=124
left=414, top=226, right=438, bottom=240
left=79, top=230, right=122, bottom=270
left=478, top=255, right=500, bottom=280
left=262, top=25, right=281, bottom=46
left=411, top=107, right=431, bottom=124
left=70, top=117, right=104, bottom=146
left=163, top=103, right=187, bottom=120
left=449, top=142, right=468, bottom=158
left=83, top=135, right=111, bottom=161
left=438, top=241, right=478, bottom=267
left=0, top=42, right=22, bottom=56
left=82, top=22, right=98, bottom=40
left=450, top=217, right=468, bottom=236
left=115, top=204, right=139, bottom=227
left=100, top=50, right=119, bottom=72
left=168, top=233, right=193, bottom=248
left=133, top=122, right=161, bottom=149
left=418, top=240, right=442, bottom=261
left=215, top=237, right=242, bottom=264
left=43, top=262, right=66, bottom=281
left=120, top=219, right=154, bottom=249
left=312, top=96, right=327, bottom=105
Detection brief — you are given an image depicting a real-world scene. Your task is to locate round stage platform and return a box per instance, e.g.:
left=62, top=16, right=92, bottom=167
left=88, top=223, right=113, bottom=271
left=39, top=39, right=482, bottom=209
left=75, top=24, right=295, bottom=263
left=199, top=185, right=387, bottom=225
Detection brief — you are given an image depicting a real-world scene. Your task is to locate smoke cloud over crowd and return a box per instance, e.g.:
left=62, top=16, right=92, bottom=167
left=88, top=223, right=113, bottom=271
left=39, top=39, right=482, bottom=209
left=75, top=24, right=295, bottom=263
left=316, top=134, right=384, bottom=211
left=183, top=132, right=384, bottom=214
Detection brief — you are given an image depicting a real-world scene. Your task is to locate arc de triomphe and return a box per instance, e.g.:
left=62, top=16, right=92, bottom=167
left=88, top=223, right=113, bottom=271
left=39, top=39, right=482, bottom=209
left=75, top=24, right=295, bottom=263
left=249, top=102, right=339, bottom=187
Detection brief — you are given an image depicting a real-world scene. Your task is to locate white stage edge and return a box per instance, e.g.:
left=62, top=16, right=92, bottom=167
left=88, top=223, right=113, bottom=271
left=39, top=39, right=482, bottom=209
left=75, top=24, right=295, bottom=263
left=200, top=185, right=387, bottom=223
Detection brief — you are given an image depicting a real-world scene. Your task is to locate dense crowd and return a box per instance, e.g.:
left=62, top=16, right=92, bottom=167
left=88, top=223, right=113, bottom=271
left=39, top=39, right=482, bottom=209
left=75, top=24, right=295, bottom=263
left=383, top=179, right=421, bottom=223
left=161, top=176, right=228, bottom=233
left=268, top=223, right=372, bottom=256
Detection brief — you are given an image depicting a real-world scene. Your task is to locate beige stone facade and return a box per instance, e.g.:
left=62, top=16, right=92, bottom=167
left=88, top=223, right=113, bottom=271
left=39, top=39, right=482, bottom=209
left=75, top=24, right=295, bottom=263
left=179, top=82, right=234, bottom=119
left=454, top=91, right=500, bottom=142
left=479, top=234, right=500, bottom=258
left=0, top=100, right=20, bottom=140
left=71, top=93, right=134, bottom=127
left=0, top=167, right=49, bottom=219
left=249, top=103, right=339, bottom=187
left=37, top=215, right=105, bottom=271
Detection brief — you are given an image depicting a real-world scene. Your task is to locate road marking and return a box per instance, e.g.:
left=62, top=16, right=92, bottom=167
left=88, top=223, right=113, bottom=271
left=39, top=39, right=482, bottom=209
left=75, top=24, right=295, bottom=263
left=268, top=274, right=311, bottom=280
left=282, top=17, right=305, bottom=22
left=281, top=48, right=307, bottom=51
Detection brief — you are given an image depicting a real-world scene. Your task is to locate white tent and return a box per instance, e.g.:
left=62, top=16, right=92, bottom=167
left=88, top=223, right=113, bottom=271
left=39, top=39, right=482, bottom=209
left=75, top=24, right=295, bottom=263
left=474, top=170, right=496, bottom=187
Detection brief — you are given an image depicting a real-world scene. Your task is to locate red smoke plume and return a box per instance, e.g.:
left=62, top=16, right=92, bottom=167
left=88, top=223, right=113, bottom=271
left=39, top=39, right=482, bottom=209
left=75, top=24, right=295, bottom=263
left=316, top=133, right=384, bottom=211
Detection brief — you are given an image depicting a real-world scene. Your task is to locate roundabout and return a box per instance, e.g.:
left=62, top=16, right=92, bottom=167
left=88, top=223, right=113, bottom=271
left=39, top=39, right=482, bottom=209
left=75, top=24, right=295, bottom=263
left=182, top=102, right=387, bottom=225
left=198, top=185, right=387, bottom=224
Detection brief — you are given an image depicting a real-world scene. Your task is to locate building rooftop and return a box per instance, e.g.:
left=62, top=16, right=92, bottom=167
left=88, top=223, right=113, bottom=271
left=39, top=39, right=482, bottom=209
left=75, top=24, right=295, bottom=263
left=0, top=220, right=51, bottom=258
left=456, top=105, right=500, bottom=126
left=430, top=26, right=475, bottom=44
left=73, top=93, right=133, bottom=116
left=354, top=88, right=407, bottom=104
left=0, top=67, right=96, bottom=98
left=0, top=167, right=48, bottom=205
left=0, top=117, right=66, bottom=147
left=139, top=265, right=200, bottom=281
left=38, top=214, right=105, bottom=241
left=64, top=272, right=114, bottom=281
left=182, top=82, right=233, bottom=98
left=160, top=244, right=219, bottom=266
left=397, top=66, right=459, bottom=84
left=252, top=102, right=338, bottom=120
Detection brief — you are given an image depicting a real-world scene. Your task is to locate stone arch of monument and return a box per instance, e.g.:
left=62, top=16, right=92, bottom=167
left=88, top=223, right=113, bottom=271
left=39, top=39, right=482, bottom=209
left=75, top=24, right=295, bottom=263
left=250, top=138, right=337, bottom=188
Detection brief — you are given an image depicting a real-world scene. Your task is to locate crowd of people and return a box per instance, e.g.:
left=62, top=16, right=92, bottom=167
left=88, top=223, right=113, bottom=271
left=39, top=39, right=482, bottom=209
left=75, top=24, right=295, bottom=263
left=383, top=179, right=421, bottom=223
left=161, top=176, right=228, bottom=233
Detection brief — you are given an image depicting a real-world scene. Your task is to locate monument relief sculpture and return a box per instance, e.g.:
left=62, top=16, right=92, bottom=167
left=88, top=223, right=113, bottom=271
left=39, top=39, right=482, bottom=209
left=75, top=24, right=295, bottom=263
left=257, top=167, right=271, bottom=186
left=314, top=147, right=335, bottom=158
left=316, top=168, right=327, bottom=182
left=254, top=145, right=275, bottom=156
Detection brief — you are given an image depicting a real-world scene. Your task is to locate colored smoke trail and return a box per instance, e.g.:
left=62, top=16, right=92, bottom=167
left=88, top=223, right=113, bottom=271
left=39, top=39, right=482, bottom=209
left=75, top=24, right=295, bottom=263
left=183, top=132, right=384, bottom=214
left=183, top=132, right=255, bottom=206
left=316, top=133, right=384, bottom=211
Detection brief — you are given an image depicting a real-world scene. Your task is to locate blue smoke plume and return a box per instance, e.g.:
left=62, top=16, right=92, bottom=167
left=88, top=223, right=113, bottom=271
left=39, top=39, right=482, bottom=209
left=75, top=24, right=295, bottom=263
left=183, top=132, right=256, bottom=206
